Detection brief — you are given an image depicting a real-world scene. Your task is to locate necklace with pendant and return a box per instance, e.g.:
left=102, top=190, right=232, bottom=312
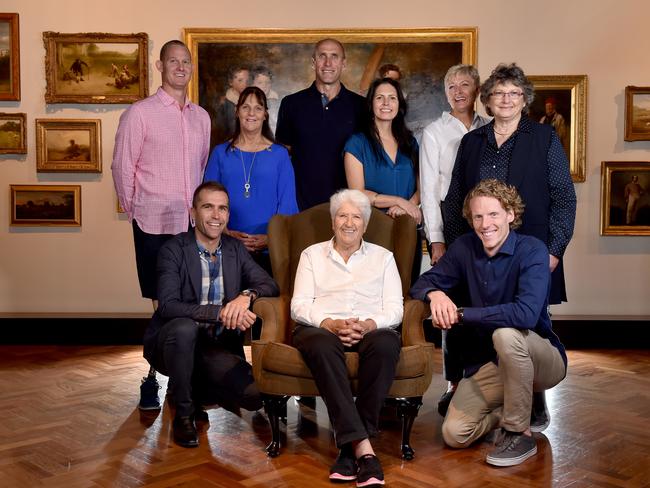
left=238, top=147, right=258, bottom=198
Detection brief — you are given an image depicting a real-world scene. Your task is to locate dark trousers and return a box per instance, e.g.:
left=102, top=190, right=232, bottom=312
left=132, top=220, right=174, bottom=299
left=293, top=325, right=401, bottom=447
left=150, top=318, right=262, bottom=417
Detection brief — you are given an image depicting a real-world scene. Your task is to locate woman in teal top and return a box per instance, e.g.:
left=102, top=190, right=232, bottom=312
left=344, top=77, right=422, bottom=281
left=344, top=77, right=421, bottom=225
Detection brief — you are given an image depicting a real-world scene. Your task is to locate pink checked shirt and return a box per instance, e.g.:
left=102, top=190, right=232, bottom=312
left=112, top=87, right=211, bottom=235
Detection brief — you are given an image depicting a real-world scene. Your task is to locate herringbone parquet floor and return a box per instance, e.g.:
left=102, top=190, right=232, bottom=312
left=0, top=346, right=648, bottom=487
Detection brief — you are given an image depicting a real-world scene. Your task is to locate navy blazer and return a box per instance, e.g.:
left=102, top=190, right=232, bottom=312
left=143, top=230, right=279, bottom=361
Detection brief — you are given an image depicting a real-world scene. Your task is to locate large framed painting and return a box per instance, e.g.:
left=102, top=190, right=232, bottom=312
left=600, top=161, right=650, bottom=236
left=10, top=184, right=82, bottom=227
left=43, top=32, right=148, bottom=104
left=0, top=13, right=20, bottom=101
left=0, top=112, right=26, bottom=154
left=528, top=75, right=588, bottom=182
left=35, top=118, right=102, bottom=172
left=624, top=86, right=650, bottom=141
left=184, top=28, right=477, bottom=147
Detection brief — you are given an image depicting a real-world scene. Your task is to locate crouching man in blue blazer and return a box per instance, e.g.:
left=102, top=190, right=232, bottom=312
left=410, top=179, right=567, bottom=467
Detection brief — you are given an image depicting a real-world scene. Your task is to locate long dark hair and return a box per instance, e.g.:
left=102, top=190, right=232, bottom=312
left=227, top=86, right=275, bottom=151
left=363, top=78, right=418, bottom=171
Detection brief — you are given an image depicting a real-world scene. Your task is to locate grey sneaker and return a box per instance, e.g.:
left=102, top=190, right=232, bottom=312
left=530, top=391, right=550, bottom=432
left=486, top=430, right=537, bottom=467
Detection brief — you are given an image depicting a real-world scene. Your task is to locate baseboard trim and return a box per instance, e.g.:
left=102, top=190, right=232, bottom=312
left=0, top=317, right=647, bottom=348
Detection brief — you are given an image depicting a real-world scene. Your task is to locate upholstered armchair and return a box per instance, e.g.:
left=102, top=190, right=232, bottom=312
left=252, top=203, right=433, bottom=459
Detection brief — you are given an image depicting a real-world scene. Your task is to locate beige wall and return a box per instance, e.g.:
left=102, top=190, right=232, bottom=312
left=1, top=0, right=649, bottom=315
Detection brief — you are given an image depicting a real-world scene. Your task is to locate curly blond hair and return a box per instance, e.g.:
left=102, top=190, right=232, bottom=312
left=462, top=179, right=525, bottom=229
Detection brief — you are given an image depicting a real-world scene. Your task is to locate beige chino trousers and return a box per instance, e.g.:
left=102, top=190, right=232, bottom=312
left=442, top=327, right=566, bottom=448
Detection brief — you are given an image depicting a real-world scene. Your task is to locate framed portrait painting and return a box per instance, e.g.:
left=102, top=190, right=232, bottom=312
left=0, top=13, right=19, bottom=101
left=184, top=28, right=477, bottom=147
left=624, top=86, right=650, bottom=141
left=600, top=161, right=650, bottom=236
left=35, top=118, right=101, bottom=172
left=10, top=184, right=81, bottom=227
left=43, top=32, right=148, bottom=104
left=528, top=75, right=588, bottom=182
left=0, top=112, right=26, bottom=154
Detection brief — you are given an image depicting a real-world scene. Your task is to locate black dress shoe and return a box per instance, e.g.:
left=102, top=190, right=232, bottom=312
left=193, top=409, right=209, bottom=423
left=173, top=415, right=199, bottom=448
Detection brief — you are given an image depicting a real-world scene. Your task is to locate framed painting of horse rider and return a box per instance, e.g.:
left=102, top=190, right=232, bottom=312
left=43, top=32, right=148, bottom=104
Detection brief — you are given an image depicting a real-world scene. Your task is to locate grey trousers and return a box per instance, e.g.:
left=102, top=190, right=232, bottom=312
left=442, top=327, right=566, bottom=448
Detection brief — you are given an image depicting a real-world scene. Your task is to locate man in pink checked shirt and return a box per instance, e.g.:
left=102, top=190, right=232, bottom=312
left=111, top=39, right=210, bottom=411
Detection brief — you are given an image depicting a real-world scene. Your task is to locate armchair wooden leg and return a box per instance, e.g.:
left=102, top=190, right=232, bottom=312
left=263, top=394, right=290, bottom=457
left=396, top=396, right=422, bottom=460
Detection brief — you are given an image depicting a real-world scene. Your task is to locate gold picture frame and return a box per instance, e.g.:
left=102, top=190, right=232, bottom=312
left=600, top=161, right=650, bottom=236
left=10, top=184, right=82, bottom=227
left=528, top=75, right=588, bottom=182
left=184, top=27, right=477, bottom=146
left=0, top=112, right=26, bottom=154
left=43, top=31, right=148, bottom=104
left=35, top=118, right=101, bottom=172
left=624, top=86, right=650, bottom=141
left=0, top=13, right=20, bottom=101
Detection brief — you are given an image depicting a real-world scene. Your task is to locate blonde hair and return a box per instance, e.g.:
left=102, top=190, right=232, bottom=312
left=462, top=179, right=525, bottom=229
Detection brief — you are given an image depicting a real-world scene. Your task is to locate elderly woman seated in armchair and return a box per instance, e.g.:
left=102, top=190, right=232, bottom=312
left=290, top=189, right=402, bottom=486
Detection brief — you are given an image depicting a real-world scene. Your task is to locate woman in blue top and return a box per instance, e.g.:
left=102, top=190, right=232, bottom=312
left=344, top=77, right=421, bottom=225
left=204, top=86, right=298, bottom=275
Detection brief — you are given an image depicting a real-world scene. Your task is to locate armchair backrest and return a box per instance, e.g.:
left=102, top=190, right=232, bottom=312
left=267, top=203, right=416, bottom=301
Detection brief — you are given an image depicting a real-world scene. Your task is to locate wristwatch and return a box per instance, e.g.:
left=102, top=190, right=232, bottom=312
left=239, top=289, right=258, bottom=301
left=456, top=307, right=464, bottom=324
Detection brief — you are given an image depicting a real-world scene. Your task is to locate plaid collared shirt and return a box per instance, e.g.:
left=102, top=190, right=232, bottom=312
left=196, top=241, right=224, bottom=309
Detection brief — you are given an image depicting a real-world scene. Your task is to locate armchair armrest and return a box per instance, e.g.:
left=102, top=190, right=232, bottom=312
left=402, top=298, right=431, bottom=346
left=253, top=295, right=291, bottom=344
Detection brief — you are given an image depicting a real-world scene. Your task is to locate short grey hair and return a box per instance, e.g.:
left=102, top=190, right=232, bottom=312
left=329, top=189, right=371, bottom=226
left=480, top=63, right=535, bottom=116
left=444, top=64, right=480, bottom=90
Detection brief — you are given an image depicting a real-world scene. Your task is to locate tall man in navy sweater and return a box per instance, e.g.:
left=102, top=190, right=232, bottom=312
left=276, top=38, right=365, bottom=210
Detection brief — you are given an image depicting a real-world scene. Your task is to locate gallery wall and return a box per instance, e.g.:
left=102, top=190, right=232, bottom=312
left=1, top=0, right=649, bottom=316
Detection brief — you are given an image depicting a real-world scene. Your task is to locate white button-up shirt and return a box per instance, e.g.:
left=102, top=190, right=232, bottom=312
left=290, top=239, right=403, bottom=329
left=420, top=111, right=490, bottom=243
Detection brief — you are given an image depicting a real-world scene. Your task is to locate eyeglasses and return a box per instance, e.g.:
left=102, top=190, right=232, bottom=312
left=490, top=90, right=524, bottom=100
